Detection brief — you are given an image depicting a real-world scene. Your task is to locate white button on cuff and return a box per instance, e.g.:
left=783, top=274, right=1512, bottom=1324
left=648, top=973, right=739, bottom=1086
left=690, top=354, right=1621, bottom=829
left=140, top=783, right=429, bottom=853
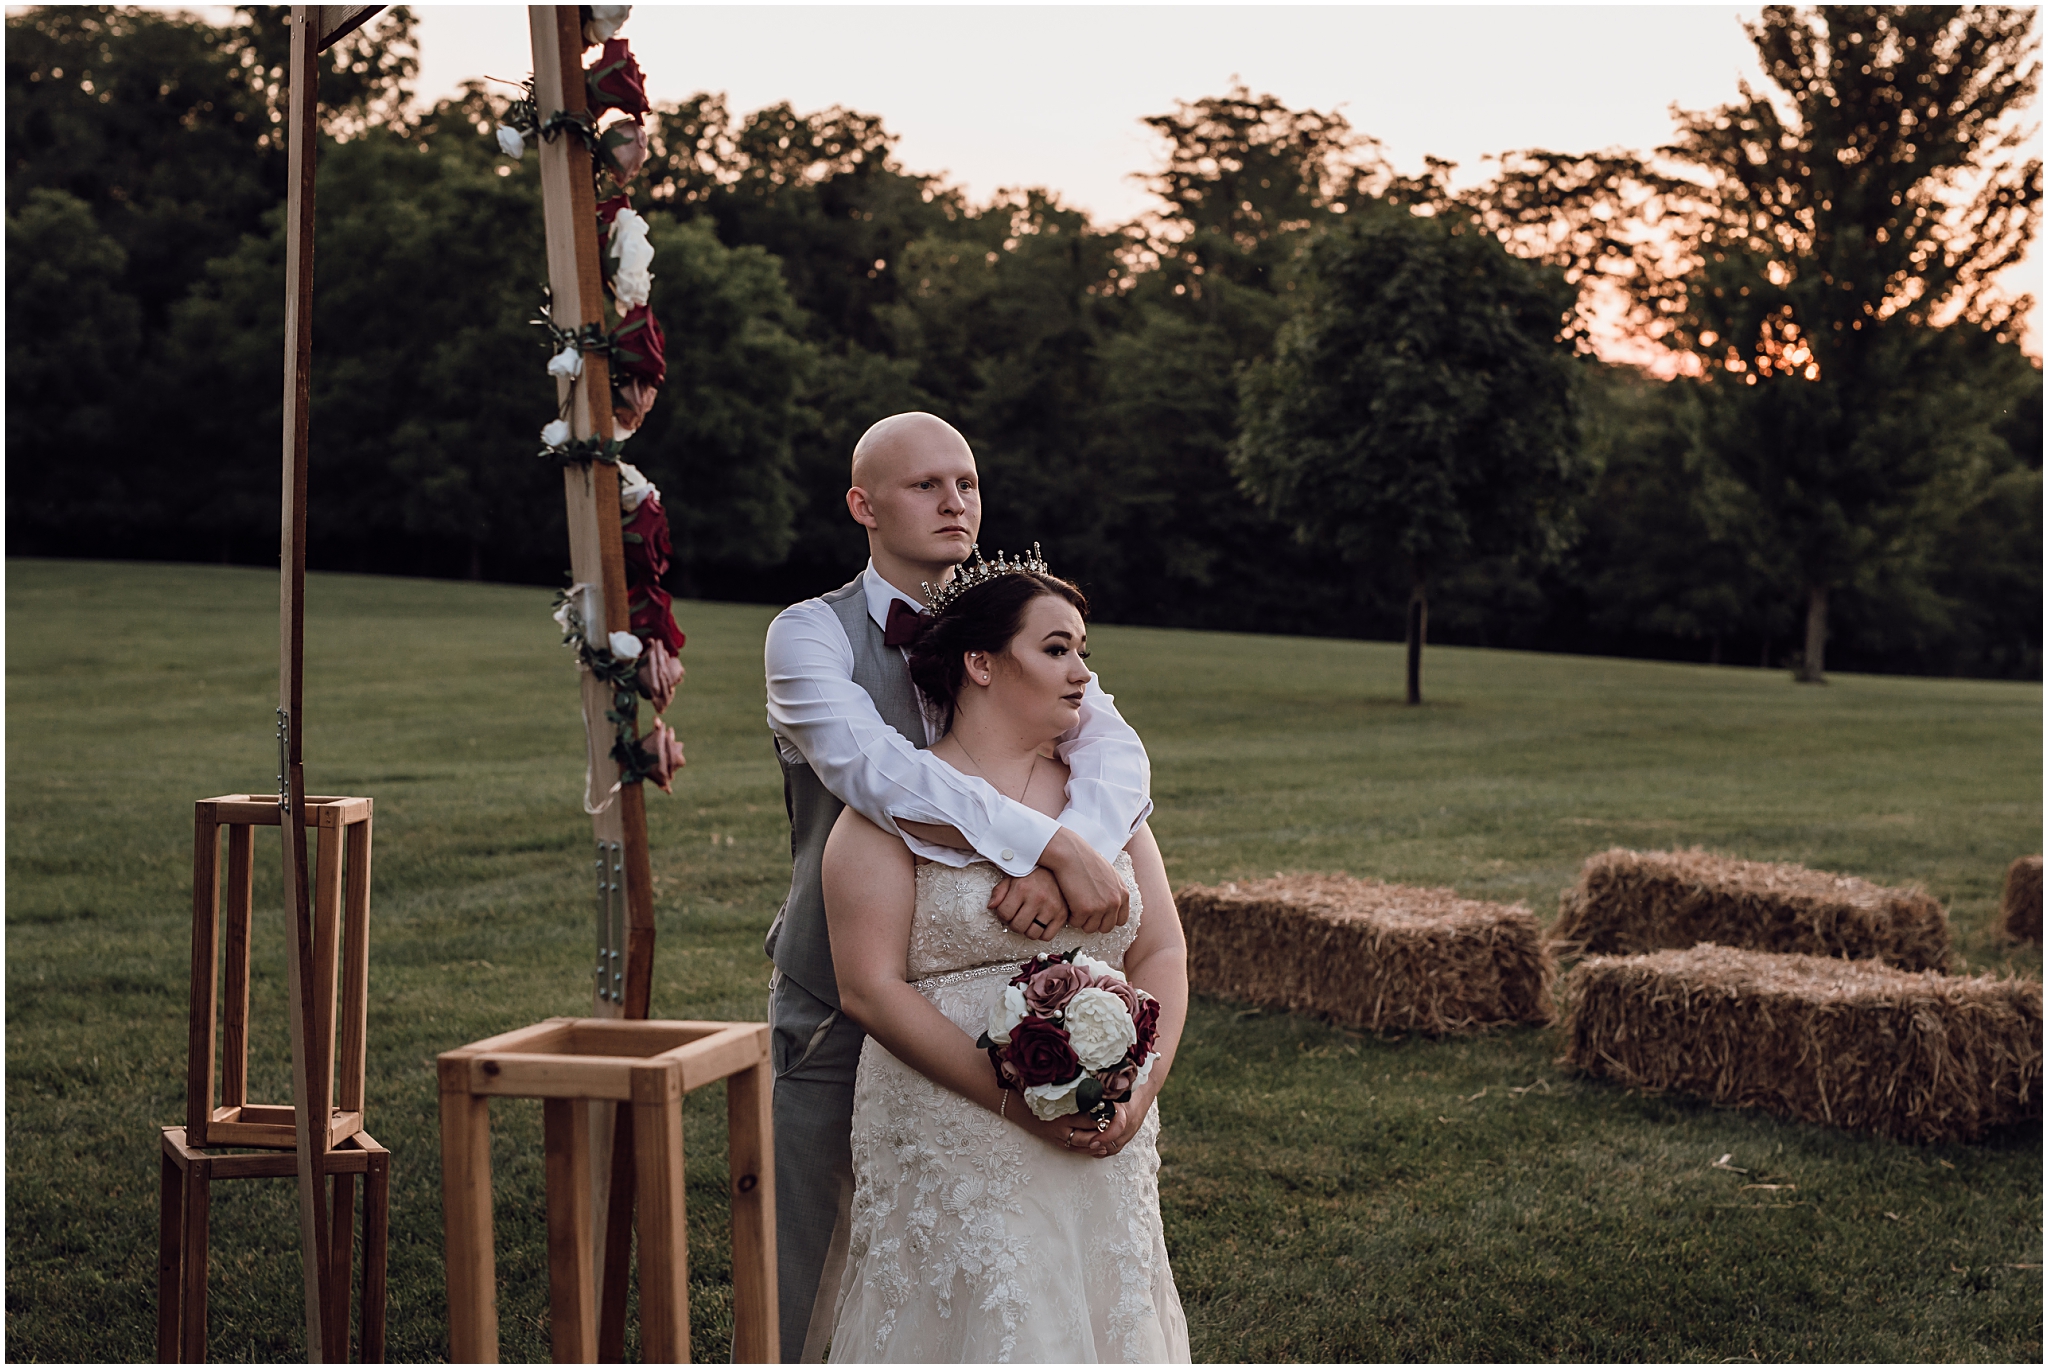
left=1000, top=849, right=1016, bottom=862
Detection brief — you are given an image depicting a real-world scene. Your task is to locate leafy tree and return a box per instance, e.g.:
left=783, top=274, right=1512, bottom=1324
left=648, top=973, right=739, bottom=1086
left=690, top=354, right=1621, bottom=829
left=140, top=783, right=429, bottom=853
left=1476, top=5, right=2041, bottom=681
left=1233, top=207, right=1588, bottom=703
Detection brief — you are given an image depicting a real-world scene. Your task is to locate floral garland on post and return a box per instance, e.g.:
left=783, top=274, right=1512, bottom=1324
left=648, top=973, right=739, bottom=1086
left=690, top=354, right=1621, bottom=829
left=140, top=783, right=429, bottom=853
left=501, top=5, right=685, bottom=797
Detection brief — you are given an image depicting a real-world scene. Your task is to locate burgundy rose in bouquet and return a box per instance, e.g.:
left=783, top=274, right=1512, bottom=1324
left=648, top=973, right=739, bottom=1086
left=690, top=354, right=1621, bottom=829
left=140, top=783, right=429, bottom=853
left=585, top=37, right=649, bottom=116
left=629, top=582, right=686, bottom=655
left=620, top=489, right=672, bottom=583
left=610, top=305, right=667, bottom=389
left=977, top=949, right=1160, bottom=1123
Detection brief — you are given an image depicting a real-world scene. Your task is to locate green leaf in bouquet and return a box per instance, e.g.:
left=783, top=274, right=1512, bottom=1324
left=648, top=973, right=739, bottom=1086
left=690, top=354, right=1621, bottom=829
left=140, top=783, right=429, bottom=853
left=1077, top=1075, right=1104, bottom=1114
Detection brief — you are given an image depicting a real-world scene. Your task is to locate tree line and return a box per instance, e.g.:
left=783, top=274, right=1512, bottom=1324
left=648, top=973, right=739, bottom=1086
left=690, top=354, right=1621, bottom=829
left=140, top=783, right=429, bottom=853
left=7, top=5, right=2040, bottom=682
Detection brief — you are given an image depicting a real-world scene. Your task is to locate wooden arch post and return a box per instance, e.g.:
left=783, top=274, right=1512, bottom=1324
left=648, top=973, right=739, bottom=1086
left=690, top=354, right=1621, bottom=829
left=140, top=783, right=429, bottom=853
left=277, top=5, right=387, bottom=1362
left=526, top=8, right=660, bottom=1349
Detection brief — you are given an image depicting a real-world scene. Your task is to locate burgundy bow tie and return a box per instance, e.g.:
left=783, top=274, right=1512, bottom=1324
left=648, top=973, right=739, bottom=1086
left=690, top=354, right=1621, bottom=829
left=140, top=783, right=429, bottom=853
left=883, top=597, right=925, bottom=647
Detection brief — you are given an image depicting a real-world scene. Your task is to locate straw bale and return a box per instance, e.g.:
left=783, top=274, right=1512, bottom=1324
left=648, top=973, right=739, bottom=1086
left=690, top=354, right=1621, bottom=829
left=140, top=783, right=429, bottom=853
left=1176, top=873, right=1555, bottom=1035
left=1999, top=855, right=2042, bottom=945
left=1551, top=847, right=1950, bottom=971
left=1561, top=944, right=2042, bottom=1144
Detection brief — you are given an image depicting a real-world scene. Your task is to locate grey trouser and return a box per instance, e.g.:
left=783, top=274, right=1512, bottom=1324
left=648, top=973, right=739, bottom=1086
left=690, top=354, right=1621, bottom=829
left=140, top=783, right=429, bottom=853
left=770, top=972, right=868, bottom=1363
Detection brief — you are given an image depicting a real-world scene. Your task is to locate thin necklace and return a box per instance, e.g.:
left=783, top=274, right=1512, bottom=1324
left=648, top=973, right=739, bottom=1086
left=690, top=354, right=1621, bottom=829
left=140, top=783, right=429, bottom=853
left=954, top=738, right=1039, bottom=803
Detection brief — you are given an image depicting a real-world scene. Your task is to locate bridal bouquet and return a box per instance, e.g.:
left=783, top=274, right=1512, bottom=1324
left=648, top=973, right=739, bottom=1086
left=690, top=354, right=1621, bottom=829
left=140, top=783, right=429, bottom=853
left=979, top=950, right=1160, bottom=1124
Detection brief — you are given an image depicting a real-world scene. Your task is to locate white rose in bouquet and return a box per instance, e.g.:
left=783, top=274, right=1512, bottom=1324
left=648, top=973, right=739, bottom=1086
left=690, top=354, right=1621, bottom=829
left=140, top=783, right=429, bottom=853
left=583, top=4, right=630, bottom=45
left=985, top=983, right=1027, bottom=1046
left=495, top=125, right=526, bottom=159
left=1073, top=952, right=1127, bottom=984
left=541, top=418, right=571, bottom=448
left=1023, top=1072, right=1083, bottom=1121
left=608, top=630, right=644, bottom=660
left=548, top=346, right=583, bottom=379
left=1062, top=986, right=1138, bottom=1071
left=608, top=208, right=655, bottom=311
left=616, top=460, right=658, bottom=512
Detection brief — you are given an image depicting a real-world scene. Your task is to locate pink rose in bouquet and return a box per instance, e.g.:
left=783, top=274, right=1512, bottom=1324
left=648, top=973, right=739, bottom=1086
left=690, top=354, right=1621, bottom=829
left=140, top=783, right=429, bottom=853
left=602, top=116, right=650, bottom=184
left=1019, top=960, right=1089, bottom=1015
left=636, top=717, right=685, bottom=793
left=586, top=38, right=649, bottom=116
left=638, top=636, right=684, bottom=713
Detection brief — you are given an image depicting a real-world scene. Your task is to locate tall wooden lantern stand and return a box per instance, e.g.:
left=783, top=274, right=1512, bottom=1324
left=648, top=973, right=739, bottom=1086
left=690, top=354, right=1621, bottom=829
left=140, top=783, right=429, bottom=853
left=157, top=792, right=391, bottom=1363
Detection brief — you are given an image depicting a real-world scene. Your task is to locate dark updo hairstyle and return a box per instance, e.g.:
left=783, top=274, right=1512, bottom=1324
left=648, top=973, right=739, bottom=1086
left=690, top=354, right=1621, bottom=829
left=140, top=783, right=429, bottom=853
left=906, top=571, right=1090, bottom=730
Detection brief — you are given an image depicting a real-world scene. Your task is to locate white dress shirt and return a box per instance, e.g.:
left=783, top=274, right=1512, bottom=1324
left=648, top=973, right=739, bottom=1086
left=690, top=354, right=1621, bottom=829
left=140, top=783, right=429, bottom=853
left=764, top=560, right=1153, bottom=877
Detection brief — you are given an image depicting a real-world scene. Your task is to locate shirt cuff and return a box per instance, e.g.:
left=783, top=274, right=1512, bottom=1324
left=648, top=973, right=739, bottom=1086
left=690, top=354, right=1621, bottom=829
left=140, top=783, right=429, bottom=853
left=947, top=804, right=1060, bottom=877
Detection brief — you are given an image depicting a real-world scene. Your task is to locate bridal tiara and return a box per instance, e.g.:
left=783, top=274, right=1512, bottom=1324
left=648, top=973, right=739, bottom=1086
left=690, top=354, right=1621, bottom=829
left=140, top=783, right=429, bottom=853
left=921, top=543, right=1050, bottom=617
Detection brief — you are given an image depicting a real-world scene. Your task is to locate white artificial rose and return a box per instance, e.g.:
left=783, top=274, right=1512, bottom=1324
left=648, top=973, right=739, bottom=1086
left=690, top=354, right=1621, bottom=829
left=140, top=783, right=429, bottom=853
left=547, top=346, right=583, bottom=379
left=615, top=460, right=658, bottom=512
left=583, top=4, right=630, bottom=44
left=985, top=984, right=1027, bottom=1046
left=1024, top=1072, right=1083, bottom=1121
left=1062, top=986, right=1138, bottom=1071
left=1132, top=1052, right=1156, bottom=1090
left=495, top=125, right=525, bottom=159
left=1073, top=952, right=1127, bottom=984
left=608, top=208, right=655, bottom=311
left=552, top=598, right=576, bottom=634
left=541, top=418, right=571, bottom=448
left=608, top=630, right=644, bottom=660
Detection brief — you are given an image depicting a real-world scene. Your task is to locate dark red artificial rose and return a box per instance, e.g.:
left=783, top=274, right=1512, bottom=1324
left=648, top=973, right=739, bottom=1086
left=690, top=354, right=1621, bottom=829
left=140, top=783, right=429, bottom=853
left=596, top=192, right=631, bottom=230
left=621, top=491, right=671, bottom=584
left=629, top=582, right=686, bottom=655
left=611, top=305, right=666, bottom=388
left=1005, top=1014, right=1080, bottom=1089
left=1130, top=997, right=1160, bottom=1061
left=586, top=38, right=649, bottom=115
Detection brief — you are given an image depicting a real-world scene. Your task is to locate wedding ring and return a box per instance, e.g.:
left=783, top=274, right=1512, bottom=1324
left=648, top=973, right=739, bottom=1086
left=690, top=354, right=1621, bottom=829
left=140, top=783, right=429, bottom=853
left=1064, top=1127, right=1076, bottom=1147
left=1030, top=916, right=1049, bottom=930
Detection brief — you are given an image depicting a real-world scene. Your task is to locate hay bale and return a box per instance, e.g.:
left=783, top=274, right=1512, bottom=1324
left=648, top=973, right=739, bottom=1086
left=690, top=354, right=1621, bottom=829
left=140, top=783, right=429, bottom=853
left=1175, top=873, right=1555, bottom=1035
left=1999, top=855, right=2042, bottom=945
left=1561, top=944, right=2042, bottom=1144
left=1551, top=847, right=1950, bottom=971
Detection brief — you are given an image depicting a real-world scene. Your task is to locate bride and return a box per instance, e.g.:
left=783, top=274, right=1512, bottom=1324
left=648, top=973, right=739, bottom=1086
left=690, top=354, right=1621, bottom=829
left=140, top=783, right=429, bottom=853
left=819, top=556, right=1191, bottom=1363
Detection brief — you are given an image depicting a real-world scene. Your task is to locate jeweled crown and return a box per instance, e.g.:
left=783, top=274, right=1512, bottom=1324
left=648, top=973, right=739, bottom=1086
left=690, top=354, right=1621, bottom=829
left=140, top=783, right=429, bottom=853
left=922, top=543, right=1050, bottom=617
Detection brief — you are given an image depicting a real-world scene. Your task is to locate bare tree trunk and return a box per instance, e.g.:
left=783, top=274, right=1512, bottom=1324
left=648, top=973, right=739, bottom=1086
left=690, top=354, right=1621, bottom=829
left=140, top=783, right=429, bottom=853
left=1405, top=561, right=1427, bottom=706
left=1797, top=583, right=1828, bottom=683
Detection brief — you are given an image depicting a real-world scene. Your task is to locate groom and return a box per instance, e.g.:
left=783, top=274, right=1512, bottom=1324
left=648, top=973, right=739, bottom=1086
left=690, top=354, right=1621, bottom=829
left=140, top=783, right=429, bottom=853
left=761, top=411, right=1154, bottom=1361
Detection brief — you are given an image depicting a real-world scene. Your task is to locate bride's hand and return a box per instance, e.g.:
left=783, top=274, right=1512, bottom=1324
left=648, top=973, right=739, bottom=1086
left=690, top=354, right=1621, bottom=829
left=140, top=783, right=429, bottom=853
left=1079, top=1097, right=1151, bottom=1158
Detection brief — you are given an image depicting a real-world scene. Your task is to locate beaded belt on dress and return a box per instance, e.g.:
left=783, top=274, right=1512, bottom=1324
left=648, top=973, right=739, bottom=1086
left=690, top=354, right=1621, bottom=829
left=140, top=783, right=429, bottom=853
left=914, top=961, right=1016, bottom=990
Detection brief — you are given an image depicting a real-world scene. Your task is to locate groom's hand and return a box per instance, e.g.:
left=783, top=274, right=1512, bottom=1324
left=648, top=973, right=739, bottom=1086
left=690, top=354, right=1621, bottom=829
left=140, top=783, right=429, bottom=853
left=989, top=868, right=1069, bottom=941
left=1038, top=826, right=1131, bottom=933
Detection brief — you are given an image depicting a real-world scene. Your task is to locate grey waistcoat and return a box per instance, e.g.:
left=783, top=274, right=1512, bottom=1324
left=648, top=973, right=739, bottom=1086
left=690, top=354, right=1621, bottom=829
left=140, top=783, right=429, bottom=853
left=763, top=576, right=928, bottom=1007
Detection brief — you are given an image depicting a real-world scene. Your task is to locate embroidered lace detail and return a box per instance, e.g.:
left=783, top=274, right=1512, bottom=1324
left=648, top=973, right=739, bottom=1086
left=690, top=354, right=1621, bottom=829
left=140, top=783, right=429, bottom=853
left=829, top=854, right=1189, bottom=1363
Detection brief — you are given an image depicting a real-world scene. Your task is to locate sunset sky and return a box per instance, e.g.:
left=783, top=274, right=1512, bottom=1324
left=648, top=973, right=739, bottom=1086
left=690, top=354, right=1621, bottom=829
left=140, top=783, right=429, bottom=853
left=183, top=4, right=2044, bottom=355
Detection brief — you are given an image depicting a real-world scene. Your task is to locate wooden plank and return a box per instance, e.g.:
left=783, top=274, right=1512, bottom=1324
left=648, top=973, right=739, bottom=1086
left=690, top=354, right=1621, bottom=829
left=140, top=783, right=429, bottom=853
left=311, top=4, right=380, bottom=49
left=468, top=1055, right=638, bottom=1101
left=726, top=1055, right=779, bottom=1364
left=179, top=1153, right=211, bottom=1363
left=314, top=821, right=345, bottom=1122
left=596, top=1110, right=634, bottom=1364
left=337, top=815, right=372, bottom=1113
left=278, top=12, right=332, bottom=1355
left=675, top=1024, right=772, bottom=1094
left=361, top=1138, right=391, bottom=1364
left=440, top=1089, right=498, bottom=1363
left=187, top=814, right=221, bottom=1144
left=221, top=824, right=255, bottom=1115
left=157, top=1150, right=185, bottom=1361
left=633, top=1097, right=691, bottom=1363
left=195, top=1148, right=374, bottom=1181
left=327, top=1171, right=357, bottom=1363
left=544, top=1099, right=599, bottom=1362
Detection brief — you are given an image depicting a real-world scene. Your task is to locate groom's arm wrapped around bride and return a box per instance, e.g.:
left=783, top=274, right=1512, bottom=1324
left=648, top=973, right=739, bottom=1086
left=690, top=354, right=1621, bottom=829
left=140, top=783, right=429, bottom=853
left=764, top=573, right=1152, bottom=935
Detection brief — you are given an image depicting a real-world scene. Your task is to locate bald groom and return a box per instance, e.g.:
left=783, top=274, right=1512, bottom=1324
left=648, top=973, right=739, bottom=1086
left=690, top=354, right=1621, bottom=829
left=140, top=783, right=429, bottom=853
left=761, top=412, right=1153, bottom=1360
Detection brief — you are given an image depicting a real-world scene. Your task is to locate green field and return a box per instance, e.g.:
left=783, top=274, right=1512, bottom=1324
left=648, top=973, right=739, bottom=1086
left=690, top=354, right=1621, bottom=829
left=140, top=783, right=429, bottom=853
left=6, top=559, right=2041, bottom=1362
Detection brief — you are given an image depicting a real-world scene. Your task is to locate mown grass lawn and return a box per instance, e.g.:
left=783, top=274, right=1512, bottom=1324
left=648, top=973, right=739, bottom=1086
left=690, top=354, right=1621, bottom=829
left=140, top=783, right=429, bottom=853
left=6, top=559, right=2040, bottom=1362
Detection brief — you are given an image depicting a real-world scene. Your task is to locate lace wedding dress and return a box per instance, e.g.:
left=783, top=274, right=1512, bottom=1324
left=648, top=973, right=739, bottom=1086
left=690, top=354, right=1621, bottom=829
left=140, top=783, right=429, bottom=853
left=826, top=853, right=1190, bottom=1363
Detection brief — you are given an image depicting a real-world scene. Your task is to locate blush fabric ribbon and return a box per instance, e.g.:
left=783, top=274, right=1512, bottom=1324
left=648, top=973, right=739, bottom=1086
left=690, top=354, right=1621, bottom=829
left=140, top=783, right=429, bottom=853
left=883, top=597, right=926, bottom=647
